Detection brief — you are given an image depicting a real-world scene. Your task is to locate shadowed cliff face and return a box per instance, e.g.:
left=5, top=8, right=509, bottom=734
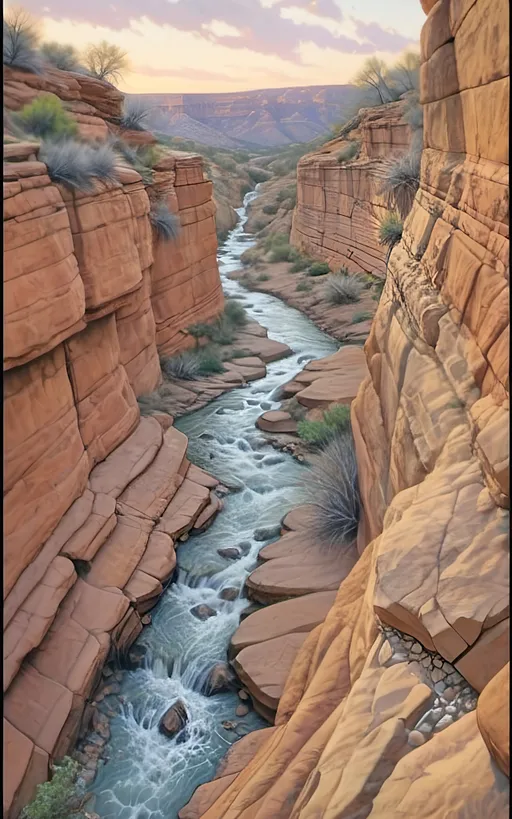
left=178, top=0, right=510, bottom=816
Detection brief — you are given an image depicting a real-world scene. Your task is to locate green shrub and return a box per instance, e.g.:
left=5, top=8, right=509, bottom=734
left=247, top=166, right=270, bottom=185
left=351, top=311, right=373, bottom=324
left=241, top=247, right=262, bottom=266
left=284, top=396, right=307, bottom=421
left=150, top=202, right=180, bottom=241
left=276, top=185, right=296, bottom=203
left=305, top=430, right=360, bottom=546
left=40, top=139, right=119, bottom=192
left=378, top=212, right=403, bottom=248
left=197, top=348, right=225, bottom=375
left=326, top=272, right=364, bottom=305
left=296, top=281, right=312, bottom=292
left=40, top=42, right=80, bottom=71
left=269, top=244, right=292, bottom=263
left=21, top=757, right=87, bottom=819
left=224, top=298, right=248, bottom=328
left=231, top=348, right=252, bottom=358
left=289, top=255, right=311, bottom=273
left=161, top=351, right=200, bottom=380
left=14, top=96, right=77, bottom=140
left=379, top=151, right=421, bottom=219
left=257, top=272, right=270, bottom=281
left=120, top=98, right=150, bottom=131
left=264, top=232, right=289, bottom=252
left=297, top=403, right=351, bottom=446
left=262, top=203, right=278, bottom=215
left=308, top=262, right=330, bottom=277
left=337, top=141, right=360, bottom=163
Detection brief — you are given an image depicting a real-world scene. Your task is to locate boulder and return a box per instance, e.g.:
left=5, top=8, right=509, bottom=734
left=217, top=547, right=241, bottom=560
left=190, top=605, right=217, bottom=621
left=202, top=663, right=237, bottom=696
left=159, top=699, right=188, bottom=739
left=256, top=411, right=298, bottom=434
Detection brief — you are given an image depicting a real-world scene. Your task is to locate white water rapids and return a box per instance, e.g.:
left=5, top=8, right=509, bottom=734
left=91, top=188, right=339, bottom=818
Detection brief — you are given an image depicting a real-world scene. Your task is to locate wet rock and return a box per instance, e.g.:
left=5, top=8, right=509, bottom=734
left=102, top=666, right=114, bottom=679
left=203, top=662, right=237, bottom=696
left=126, top=644, right=148, bottom=671
left=220, top=587, right=240, bottom=601
left=217, top=547, right=242, bottom=560
left=159, top=699, right=188, bottom=739
left=221, top=720, right=238, bottom=732
left=190, top=604, right=217, bottom=621
left=253, top=525, right=281, bottom=542
left=216, top=484, right=230, bottom=496
left=240, top=603, right=261, bottom=620
left=237, top=541, right=252, bottom=555
left=141, top=614, right=152, bottom=626
left=239, top=689, right=249, bottom=701
left=92, top=710, right=110, bottom=740
left=236, top=704, right=249, bottom=717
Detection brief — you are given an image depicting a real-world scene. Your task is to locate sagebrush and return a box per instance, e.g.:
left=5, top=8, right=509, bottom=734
left=41, top=42, right=80, bottom=71
left=308, top=261, right=330, bottom=277
left=120, top=98, right=150, bottom=131
left=337, top=141, right=360, bottom=163
left=378, top=212, right=403, bottom=248
left=326, top=272, right=364, bottom=305
left=305, top=430, right=360, bottom=547
left=40, top=139, right=119, bottom=192
left=3, top=7, right=43, bottom=73
left=379, top=150, right=421, bottom=220
left=150, top=202, right=180, bottom=240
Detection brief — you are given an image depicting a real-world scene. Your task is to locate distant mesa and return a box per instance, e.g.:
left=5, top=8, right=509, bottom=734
left=130, top=85, right=358, bottom=148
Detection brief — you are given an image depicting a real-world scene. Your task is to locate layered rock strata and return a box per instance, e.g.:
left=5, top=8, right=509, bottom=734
left=290, top=100, right=411, bottom=275
left=3, top=128, right=225, bottom=815
left=182, top=0, right=509, bottom=814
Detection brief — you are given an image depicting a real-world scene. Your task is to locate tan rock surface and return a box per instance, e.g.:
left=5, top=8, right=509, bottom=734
left=246, top=531, right=358, bottom=604
left=230, top=591, right=337, bottom=655
left=477, top=662, right=509, bottom=777
left=233, top=632, right=309, bottom=713
left=256, top=410, right=298, bottom=433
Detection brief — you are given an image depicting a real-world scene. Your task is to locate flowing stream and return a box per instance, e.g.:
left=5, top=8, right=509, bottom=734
left=91, top=188, right=339, bottom=819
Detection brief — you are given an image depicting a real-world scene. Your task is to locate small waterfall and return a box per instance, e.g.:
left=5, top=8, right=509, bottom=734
left=91, top=185, right=339, bottom=819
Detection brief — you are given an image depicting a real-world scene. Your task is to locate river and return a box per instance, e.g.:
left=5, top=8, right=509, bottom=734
left=91, top=188, right=339, bottom=819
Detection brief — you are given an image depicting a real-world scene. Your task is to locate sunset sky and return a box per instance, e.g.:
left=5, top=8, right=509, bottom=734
left=13, top=0, right=424, bottom=94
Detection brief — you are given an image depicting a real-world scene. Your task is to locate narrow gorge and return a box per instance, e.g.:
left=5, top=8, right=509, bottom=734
left=3, top=0, right=509, bottom=818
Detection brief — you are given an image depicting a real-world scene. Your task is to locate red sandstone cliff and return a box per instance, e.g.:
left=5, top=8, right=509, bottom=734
left=3, top=67, right=225, bottom=817
left=181, top=0, right=509, bottom=815
left=290, top=100, right=411, bottom=276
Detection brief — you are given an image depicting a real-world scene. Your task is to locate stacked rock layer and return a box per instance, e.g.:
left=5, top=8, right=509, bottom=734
left=181, top=0, right=510, bottom=816
left=3, top=71, right=225, bottom=816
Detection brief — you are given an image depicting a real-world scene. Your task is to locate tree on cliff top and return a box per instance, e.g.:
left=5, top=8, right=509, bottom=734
left=354, top=57, right=400, bottom=105
left=83, top=40, right=128, bottom=85
left=3, top=5, right=43, bottom=73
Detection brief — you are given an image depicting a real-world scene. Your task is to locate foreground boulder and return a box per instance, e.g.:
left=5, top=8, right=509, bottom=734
left=202, top=662, right=237, bottom=696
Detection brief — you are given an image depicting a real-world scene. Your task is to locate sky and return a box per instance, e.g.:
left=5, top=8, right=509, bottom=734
left=14, top=0, right=424, bottom=94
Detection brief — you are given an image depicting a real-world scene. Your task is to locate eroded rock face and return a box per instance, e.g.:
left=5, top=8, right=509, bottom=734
left=290, top=100, right=411, bottom=275
left=3, top=69, right=226, bottom=816
left=181, top=0, right=509, bottom=815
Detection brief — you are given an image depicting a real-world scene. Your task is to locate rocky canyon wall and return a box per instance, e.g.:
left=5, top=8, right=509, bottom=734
left=290, top=100, right=411, bottom=275
left=183, top=0, right=509, bottom=816
left=3, top=68, right=225, bottom=817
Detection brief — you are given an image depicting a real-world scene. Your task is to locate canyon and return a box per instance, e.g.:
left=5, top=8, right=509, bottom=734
left=3, top=0, right=510, bottom=817
left=137, top=85, right=358, bottom=148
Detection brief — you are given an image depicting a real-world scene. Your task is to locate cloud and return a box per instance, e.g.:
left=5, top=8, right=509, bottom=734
left=24, top=0, right=417, bottom=62
left=353, top=20, right=417, bottom=52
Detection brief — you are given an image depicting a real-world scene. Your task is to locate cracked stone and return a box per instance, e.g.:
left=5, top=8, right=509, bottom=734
left=433, top=658, right=443, bottom=668
left=431, top=668, right=445, bottom=683
left=411, top=643, right=422, bottom=654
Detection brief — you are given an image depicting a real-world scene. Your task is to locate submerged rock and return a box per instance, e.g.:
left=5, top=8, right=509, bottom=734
left=220, top=587, right=240, bottom=601
left=159, top=699, right=188, bottom=739
left=217, top=547, right=242, bottom=560
left=203, top=662, right=237, bottom=695
left=125, top=644, right=148, bottom=671
left=190, top=604, right=217, bottom=621
left=253, top=525, right=281, bottom=542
